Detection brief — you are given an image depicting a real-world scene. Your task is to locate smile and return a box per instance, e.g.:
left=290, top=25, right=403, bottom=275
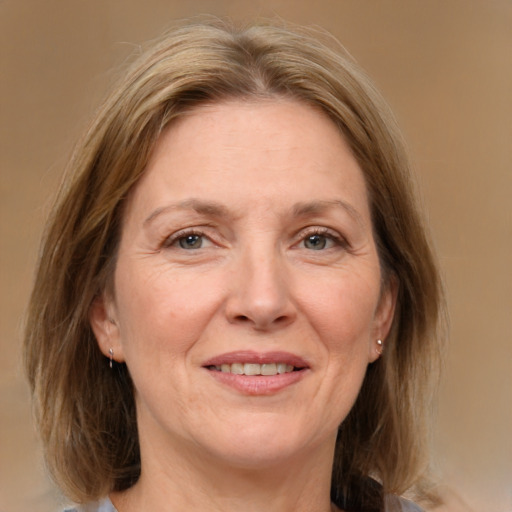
left=202, top=351, right=309, bottom=395
left=207, top=363, right=296, bottom=375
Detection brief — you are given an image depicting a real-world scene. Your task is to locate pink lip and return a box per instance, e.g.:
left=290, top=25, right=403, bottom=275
left=202, top=351, right=310, bottom=396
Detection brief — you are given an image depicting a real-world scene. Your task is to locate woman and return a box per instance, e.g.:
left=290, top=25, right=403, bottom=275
left=24, top=18, right=444, bottom=512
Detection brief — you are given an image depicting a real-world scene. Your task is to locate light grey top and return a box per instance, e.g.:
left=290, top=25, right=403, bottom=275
left=63, top=498, right=116, bottom=512
left=385, top=494, right=425, bottom=511
left=64, top=495, right=424, bottom=511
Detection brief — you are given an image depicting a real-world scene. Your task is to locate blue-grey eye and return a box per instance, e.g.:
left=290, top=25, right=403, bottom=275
left=178, top=234, right=203, bottom=249
left=304, top=234, right=328, bottom=250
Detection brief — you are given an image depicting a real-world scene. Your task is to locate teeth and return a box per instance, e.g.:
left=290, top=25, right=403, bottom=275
left=261, top=363, right=277, bottom=375
left=277, top=363, right=292, bottom=374
left=216, top=363, right=296, bottom=375
left=244, top=363, right=260, bottom=375
left=231, top=363, right=244, bottom=375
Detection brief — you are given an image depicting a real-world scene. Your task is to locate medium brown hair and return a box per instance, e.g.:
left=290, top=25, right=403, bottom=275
left=24, top=18, right=445, bottom=509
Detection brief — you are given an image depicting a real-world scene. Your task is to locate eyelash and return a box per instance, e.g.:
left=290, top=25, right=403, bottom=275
left=161, top=226, right=348, bottom=252
left=162, top=228, right=212, bottom=249
left=297, top=227, right=349, bottom=250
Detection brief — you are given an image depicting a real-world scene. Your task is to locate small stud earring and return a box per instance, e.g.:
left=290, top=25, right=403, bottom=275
left=109, top=348, right=114, bottom=369
left=376, top=339, right=383, bottom=355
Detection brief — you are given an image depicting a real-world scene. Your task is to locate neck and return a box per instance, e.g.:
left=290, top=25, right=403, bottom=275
left=112, top=431, right=339, bottom=512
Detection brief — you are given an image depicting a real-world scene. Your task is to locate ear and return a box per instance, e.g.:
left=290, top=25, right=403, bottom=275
left=368, top=276, right=398, bottom=363
left=89, top=294, right=125, bottom=363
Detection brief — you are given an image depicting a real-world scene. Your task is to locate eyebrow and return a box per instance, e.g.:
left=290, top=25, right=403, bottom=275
left=143, top=199, right=231, bottom=226
left=292, top=200, right=363, bottom=224
left=144, top=198, right=363, bottom=226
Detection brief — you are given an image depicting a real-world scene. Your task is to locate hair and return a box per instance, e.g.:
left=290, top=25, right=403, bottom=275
left=24, top=17, right=445, bottom=511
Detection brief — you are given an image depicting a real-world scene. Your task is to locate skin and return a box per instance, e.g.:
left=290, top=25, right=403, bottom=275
left=90, top=98, right=396, bottom=512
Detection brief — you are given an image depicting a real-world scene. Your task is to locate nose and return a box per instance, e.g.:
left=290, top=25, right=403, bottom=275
left=224, top=248, right=297, bottom=331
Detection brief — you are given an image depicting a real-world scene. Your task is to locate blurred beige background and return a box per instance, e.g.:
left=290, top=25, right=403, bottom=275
left=1, top=1, right=510, bottom=511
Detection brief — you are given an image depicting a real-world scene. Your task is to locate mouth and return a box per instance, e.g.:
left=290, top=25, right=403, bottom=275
left=205, top=362, right=300, bottom=376
left=202, top=351, right=309, bottom=395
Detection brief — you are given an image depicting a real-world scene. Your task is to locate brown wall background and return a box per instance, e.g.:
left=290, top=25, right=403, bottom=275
left=1, top=1, right=510, bottom=511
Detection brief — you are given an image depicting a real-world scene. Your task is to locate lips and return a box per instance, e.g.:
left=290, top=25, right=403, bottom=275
left=202, top=351, right=309, bottom=395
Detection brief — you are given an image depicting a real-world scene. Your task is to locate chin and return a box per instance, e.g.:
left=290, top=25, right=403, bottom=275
left=196, top=416, right=329, bottom=470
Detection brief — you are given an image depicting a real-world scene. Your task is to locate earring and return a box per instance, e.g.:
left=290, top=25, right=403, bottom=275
left=376, top=339, right=383, bottom=355
left=109, top=348, right=114, bottom=369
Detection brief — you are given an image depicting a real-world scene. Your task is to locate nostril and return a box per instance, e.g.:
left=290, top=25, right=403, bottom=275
left=232, top=313, right=290, bottom=327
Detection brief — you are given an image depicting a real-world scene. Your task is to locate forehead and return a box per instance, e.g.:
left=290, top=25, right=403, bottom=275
left=124, top=98, right=371, bottom=224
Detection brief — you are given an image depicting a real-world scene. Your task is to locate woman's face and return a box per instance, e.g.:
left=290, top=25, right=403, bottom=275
left=91, top=98, right=395, bottom=470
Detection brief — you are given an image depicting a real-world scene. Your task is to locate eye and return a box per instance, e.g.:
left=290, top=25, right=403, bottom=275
left=299, top=228, right=343, bottom=251
left=303, top=234, right=331, bottom=250
left=163, top=229, right=213, bottom=250
left=178, top=234, right=204, bottom=249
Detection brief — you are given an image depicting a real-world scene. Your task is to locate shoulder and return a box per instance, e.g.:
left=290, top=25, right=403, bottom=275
left=62, top=497, right=117, bottom=512
left=385, top=494, right=425, bottom=512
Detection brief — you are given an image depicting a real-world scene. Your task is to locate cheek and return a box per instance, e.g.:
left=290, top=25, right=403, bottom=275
left=301, top=269, right=381, bottom=352
left=304, top=273, right=380, bottom=419
left=114, top=262, right=224, bottom=358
